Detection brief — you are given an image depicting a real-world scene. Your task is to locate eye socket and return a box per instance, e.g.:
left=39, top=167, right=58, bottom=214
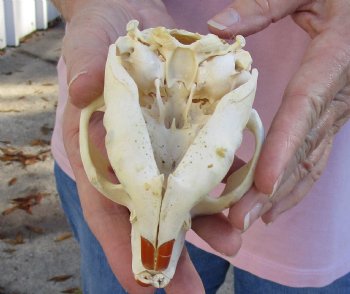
left=116, top=46, right=135, bottom=58
left=170, top=32, right=199, bottom=45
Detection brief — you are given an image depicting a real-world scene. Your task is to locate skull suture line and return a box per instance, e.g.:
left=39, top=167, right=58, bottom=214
left=80, top=20, right=264, bottom=288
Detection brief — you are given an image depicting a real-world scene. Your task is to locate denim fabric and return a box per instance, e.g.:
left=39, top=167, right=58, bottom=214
left=234, top=267, right=350, bottom=294
left=54, top=163, right=229, bottom=294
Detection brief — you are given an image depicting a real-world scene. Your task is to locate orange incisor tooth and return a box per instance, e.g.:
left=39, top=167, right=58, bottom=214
left=155, top=239, right=175, bottom=271
left=141, top=237, right=175, bottom=271
left=141, top=237, right=155, bottom=270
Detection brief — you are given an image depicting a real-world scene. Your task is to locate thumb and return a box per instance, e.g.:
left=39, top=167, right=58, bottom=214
left=207, top=0, right=310, bottom=38
left=63, top=3, right=138, bottom=108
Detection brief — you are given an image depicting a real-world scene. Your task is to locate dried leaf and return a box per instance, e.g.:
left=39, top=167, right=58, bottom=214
left=3, top=248, right=16, bottom=254
left=0, top=140, right=11, bottom=144
left=61, top=288, right=81, bottom=294
left=0, top=146, right=50, bottom=167
left=55, top=232, right=72, bottom=242
left=24, top=157, right=40, bottom=165
left=42, top=83, right=54, bottom=86
left=2, top=206, right=18, bottom=216
left=0, top=109, right=21, bottom=113
left=20, top=32, right=37, bottom=43
left=4, top=232, right=25, bottom=245
left=8, top=177, right=17, bottom=186
left=40, top=125, right=53, bottom=135
left=30, top=139, right=50, bottom=147
left=17, top=95, right=26, bottom=100
left=41, top=96, right=49, bottom=102
left=27, top=80, right=32, bottom=85
left=25, top=225, right=44, bottom=234
left=48, top=275, right=73, bottom=283
left=2, top=192, right=48, bottom=215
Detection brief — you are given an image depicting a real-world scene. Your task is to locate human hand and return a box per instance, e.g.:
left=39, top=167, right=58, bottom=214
left=61, top=0, right=175, bottom=108
left=208, top=0, right=350, bottom=227
left=61, top=1, right=241, bottom=292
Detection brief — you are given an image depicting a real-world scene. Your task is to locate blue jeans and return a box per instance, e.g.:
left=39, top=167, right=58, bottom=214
left=54, top=163, right=350, bottom=293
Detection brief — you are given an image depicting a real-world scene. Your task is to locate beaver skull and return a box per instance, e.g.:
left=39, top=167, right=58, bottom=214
left=79, top=20, right=264, bottom=288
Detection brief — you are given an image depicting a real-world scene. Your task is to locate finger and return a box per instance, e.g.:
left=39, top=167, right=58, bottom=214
left=262, top=135, right=333, bottom=224
left=192, top=213, right=242, bottom=256
left=254, top=31, right=348, bottom=195
left=89, top=111, right=108, bottom=156
left=64, top=3, right=138, bottom=108
left=78, top=187, right=154, bottom=293
left=77, top=181, right=144, bottom=291
left=136, top=5, right=175, bottom=28
left=270, top=100, right=339, bottom=203
left=166, top=248, right=204, bottom=293
left=222, top=156, right=246, bottom=183
left=227, top=187, right=272, bottom=231
left=69, top=148, right=151, bottom=292
left=62, top=101, right=83, bottom=170
left=207, top=0, right=310, bottom=38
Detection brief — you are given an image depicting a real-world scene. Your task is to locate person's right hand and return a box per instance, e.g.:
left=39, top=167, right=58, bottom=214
left=208, top=0, right=350, bottom=228
left=61, top=1, right=242, bottom=292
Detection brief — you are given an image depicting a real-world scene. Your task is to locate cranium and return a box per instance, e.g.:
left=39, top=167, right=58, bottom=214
left=79, top=20, right=264, bottom=288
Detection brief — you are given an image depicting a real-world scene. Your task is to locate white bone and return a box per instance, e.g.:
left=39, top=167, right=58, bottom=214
left=79, top=20, right=264, bottom=288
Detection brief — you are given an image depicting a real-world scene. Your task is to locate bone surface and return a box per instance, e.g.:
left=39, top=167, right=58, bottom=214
left=79, top=20, right=264, bottom=288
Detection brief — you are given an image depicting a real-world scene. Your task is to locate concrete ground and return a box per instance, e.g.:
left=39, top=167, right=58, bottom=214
left=0, top=21, right=233, bottom=294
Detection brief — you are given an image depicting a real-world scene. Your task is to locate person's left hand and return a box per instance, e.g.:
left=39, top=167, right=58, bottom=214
left=208, top=0, right=350, bottom=229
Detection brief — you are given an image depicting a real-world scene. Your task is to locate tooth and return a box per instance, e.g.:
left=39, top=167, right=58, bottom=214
left=141, top=237, right=156, bottom=270
left=155, top=78, right=165, bottom=124
left=155, top=239, right=175, bottom=271
left=183, top=83, right=196, bottom=127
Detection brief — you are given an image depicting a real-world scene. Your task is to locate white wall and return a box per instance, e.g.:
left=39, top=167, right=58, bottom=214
left=0, top=0, right=6, bottom=48
left=1, top=0, right=59, bottom=47
left=35, top=0, right=59, bottom=30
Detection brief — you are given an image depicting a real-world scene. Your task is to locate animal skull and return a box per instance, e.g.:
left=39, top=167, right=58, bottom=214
left=79, top=20, right=264, bottom=288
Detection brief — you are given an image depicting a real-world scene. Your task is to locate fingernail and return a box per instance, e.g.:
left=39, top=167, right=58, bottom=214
left=243, top=203, right=263, bottom=231
left=68, top=70, right=88, bottom=88
left=270, top=172, right=284, bottom=199
left=261, top=201, right=273, bottom=215
left=208, top=8, right=240, bottom=30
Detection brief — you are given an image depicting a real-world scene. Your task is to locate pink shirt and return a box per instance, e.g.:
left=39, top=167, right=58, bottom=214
left=52, top=0, right=350, bottom=287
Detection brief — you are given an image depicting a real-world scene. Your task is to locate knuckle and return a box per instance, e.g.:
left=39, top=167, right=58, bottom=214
left=307, top=92, right=326, bottom=126
left=254, top=0, right=271, bottom=16
left=254, top=0, right=289, bottom=23
left=253, top=0, right=279, bottom=23
left=286, top=131, right=304, bottom=160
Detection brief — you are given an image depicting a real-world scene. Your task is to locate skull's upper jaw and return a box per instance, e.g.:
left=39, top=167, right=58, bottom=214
left=131, top=223, right=186, bottom=288
left=80, top=20, right=262, bottom=289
